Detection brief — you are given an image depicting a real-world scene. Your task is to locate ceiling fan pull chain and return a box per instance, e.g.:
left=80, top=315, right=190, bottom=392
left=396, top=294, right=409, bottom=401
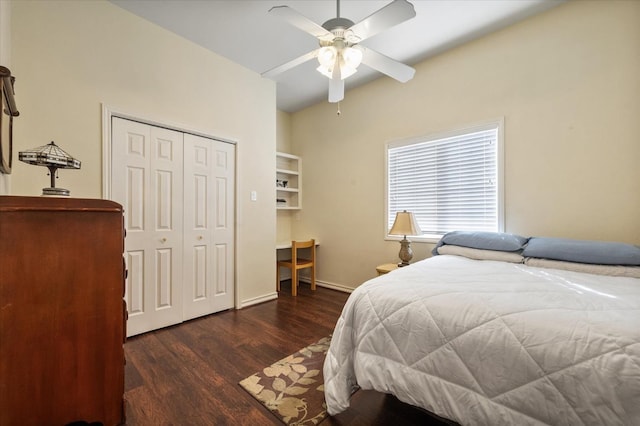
left=337, top=102, right=341, bottom=116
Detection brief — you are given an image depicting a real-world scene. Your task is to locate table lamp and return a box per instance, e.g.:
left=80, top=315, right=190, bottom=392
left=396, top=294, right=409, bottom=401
left=18, top=141, right=81, bottom=196
left=389, top=210, right=422, bottom=267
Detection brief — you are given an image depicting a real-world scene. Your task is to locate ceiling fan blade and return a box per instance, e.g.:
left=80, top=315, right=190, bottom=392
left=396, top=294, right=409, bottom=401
left=328, top=65, right=344, bottom=103
left=361, top=47, right=415, bottom=83
left=347, top=0, right=416, bottom=42
left=262, top=48, right=320, bottom=79
left=269, top=6, right=333, bottom=41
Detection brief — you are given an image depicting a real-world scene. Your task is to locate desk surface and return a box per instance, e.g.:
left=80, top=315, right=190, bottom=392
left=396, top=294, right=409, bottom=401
left=276, top=241, right=320, bottom=250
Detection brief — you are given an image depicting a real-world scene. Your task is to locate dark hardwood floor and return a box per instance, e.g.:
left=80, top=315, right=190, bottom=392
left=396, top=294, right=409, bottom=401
left=124, top=281, right=450, bottom=425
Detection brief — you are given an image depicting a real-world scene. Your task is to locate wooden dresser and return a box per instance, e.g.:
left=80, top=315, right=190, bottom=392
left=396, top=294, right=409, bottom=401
left=0, top=196, right=126, bottom=425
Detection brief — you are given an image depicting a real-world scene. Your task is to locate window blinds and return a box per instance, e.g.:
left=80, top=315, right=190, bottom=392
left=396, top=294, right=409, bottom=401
left=388, top=127, right=499, bottom=236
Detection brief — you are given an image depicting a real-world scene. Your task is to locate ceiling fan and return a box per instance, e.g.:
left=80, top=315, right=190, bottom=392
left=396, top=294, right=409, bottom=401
left=262, top=0, right=417, bottom=103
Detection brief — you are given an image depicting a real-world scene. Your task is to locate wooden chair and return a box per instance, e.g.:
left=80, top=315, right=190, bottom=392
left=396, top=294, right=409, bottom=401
left=276, top=239, right=316, bottom=296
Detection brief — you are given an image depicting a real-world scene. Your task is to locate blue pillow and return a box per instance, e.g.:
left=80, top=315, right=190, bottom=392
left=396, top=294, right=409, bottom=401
left=523, top=237, right=640, bottom=266
left=432, top=231, right=529, bottom=255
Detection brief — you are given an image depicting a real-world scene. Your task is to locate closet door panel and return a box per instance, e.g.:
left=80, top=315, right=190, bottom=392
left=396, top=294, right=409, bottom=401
left=211, top=141, right=235, bottom=311
left=149, top=125, right=184, bottom=328
left=183, top=134, right=214, bottom=319
left=183, top=134, right=235, bottom=319
left=112, top=118, right=184, bottom=336
left=127, top=250, right=145, bottom=315
left=112, top=119, right=150, bottom=336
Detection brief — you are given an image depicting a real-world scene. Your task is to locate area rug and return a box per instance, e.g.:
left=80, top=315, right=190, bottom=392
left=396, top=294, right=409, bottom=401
left=239, top=336, right=331, bottom=425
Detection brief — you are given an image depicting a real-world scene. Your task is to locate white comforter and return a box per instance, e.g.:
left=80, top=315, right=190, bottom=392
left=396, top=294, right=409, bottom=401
left=323, top=255, right=640, bottom=425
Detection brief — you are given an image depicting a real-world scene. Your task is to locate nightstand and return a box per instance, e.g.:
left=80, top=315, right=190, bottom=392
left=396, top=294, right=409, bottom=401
left=376, top=263, right=399, bottom=276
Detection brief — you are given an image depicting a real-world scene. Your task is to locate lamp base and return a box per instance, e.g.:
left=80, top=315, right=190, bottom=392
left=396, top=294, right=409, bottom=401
left=42, top=187, right=70, bottom=196
left=397, top=237, right=413, bottom=267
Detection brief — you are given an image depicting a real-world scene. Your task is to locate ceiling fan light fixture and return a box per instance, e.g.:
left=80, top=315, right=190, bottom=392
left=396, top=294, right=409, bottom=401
left=317, top=46, right=338, bottom=78
left=317, top=46, right=337, bottom=68
left=316, top=64, right=334, bottom=79
left=343, top=46, right=363, bottom=69
left=339, top=63, right=357, bottom=80
left=338, top=46, right=362, bottom=79
left=317, top=45, right=362, bottom=80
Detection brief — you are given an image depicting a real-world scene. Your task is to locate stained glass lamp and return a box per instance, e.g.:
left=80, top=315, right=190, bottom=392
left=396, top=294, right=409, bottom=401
left=18, top=141, right=81, bottom=196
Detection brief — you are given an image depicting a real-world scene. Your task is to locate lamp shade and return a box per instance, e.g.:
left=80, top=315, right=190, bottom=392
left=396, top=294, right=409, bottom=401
left=389, top=210, right=422, bottom=237
left=19, top=141, right=81, bottom=169
left=18, top=141, right=81, bottom=196
left=342, top=46, right=363, bottom=69
left=318, top=46, right=337, bottom=68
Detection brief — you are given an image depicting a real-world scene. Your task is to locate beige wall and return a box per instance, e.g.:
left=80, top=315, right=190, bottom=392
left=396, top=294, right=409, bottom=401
left=290, top=0, right=640, bottom=290
left=276, top=110, right=292, bottom=153
left=10, top=0, right=277, bottom=306
left=276, top=110, right=294, bottom=245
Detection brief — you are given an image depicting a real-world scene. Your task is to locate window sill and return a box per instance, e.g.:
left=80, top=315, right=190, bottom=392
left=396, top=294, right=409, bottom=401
left=385, top=235, right=442, bottom=244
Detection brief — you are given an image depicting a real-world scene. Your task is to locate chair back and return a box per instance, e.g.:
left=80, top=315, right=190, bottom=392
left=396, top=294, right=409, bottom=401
left=291, top=239, right=315, bottom=262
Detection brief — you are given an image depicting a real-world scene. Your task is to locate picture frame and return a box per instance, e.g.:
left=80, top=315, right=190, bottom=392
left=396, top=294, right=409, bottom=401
left=0, top=66, right=19, bottom=174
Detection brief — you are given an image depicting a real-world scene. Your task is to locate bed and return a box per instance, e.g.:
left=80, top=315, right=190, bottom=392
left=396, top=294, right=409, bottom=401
left=323, top=232, right=640, bottom=425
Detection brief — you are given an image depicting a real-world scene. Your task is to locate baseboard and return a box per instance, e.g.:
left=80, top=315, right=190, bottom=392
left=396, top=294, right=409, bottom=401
left=239, top=291, right=278, bottom=309
left=239, top=278, right=353, bottom=309
left=299, top=278, right=354, bottom=294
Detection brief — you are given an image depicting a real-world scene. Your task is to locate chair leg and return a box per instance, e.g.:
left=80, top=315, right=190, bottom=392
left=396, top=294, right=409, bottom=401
left=310, top=265, right=316, bottom=291
left=292, top=267, right=297, bottom=297
left=276, top=265, right=280, bottom=292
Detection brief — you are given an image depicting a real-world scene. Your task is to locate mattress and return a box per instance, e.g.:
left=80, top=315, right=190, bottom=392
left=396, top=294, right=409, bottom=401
left=323, top=255, right=640, bottom=425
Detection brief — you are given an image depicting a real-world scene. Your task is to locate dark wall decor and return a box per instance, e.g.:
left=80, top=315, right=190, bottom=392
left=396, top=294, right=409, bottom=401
left=0, top=66, right=19, bottom=174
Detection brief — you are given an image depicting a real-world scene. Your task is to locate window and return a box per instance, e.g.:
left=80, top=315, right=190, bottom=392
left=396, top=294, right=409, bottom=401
left=386, top=120, right=503, bottom=241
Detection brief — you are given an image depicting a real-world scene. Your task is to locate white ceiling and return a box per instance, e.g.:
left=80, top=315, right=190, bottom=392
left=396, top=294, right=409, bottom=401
left=110, top=0, right=564, bottom=112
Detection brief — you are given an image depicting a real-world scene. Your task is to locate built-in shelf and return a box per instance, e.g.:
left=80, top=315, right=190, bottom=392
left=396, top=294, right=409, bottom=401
left=276, top=152, right=301, bottom=210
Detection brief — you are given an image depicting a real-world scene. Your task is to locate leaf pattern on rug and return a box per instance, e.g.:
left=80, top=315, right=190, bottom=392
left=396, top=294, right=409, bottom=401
left=240, top=336, right=331, bottom=425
